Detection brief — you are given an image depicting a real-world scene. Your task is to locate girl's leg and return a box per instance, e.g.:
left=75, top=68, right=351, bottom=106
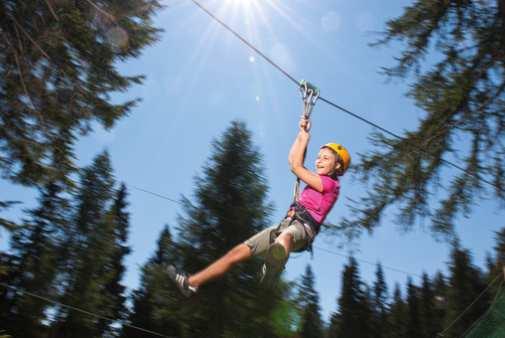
left=274, top=231, right=293, bottom=255
left=188, top=243, right=252, bottom=287
left=262, top=231, right=293, bottom=274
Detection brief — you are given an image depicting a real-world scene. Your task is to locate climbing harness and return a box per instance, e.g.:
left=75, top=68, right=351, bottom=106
left=293, top=80, right=320, bottom=202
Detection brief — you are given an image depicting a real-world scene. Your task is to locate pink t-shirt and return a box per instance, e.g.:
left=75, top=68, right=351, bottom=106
left=298, top=175, right=340, bottom=224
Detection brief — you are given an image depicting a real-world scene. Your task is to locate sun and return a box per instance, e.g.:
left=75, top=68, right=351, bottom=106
left=225, top=0, right=255, bottom=6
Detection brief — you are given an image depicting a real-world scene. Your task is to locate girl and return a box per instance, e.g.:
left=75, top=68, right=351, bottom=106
left=168, top=116, right=350, bottom=297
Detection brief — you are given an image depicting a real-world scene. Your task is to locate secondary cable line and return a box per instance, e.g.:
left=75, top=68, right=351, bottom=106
left=314, top=245, right=424, bottom=279
left=458, top=278, right=505, bottom=338
left=130, top=185, right=183, bottom=205
left=189, top=0, right=503, bottom=193
left=0, top=282, right=174, bottom=338
left=130, top=185, right=422, bottom=279
left=437, top=272, right=503, bottom=337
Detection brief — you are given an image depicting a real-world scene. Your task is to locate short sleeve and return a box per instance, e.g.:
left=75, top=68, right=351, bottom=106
left=320, top=175, right=338, bottom=193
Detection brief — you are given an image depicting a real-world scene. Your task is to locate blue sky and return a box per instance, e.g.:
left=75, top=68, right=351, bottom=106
left=1, top=0, right=504, bottom=323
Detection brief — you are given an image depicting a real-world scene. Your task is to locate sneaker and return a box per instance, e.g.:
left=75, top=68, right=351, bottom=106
left=259, top=262, right=269, bottom=283
left=167, top=265, right=198, bottom=297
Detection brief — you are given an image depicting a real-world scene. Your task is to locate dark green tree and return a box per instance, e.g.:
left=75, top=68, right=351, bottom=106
left=121, top=226, right=182, bottom=338
left=489, top=228, right=505, bottom=280
left=406, top=278, right=422, bottom=338
left=328, top=257, right=372, bottom=338
left=296, top=265, right=324, bottom=338
left=327, top=312, right=340, bottom=338
left=419, top=272, right=439, bottom=338
left=173, top=121, right=283, bottom=337
left=0, top=0, right=161, bottom=229
left=344, top=0, right=505, bottom=237
left=53, top=152, right=130, bottom=338
left=494, top=228, right=505, bottom=265
left=432, top=271, right=448, bottom=335
left=388, top=284, right=408, bottom=338
left=372, top=263, right=389, bottom=338
left=443, top=242, right=488, bottom=337
left=96, top=183, right=132, bottom=337
left=0, top=182, right=69, bottom=338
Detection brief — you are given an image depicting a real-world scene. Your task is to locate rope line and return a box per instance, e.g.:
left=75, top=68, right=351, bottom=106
left=0, top=282, right=174, bottom=338
left=189, top=0, right=503, bottom=193
left=437, top=272, right=503, bottom=337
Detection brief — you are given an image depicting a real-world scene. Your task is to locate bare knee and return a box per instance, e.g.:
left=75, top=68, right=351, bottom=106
left=275, top=232, right=293, bottom=254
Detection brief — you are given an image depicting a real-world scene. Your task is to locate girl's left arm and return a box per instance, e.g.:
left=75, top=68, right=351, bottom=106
left=288, top=118, right=323, bottom=192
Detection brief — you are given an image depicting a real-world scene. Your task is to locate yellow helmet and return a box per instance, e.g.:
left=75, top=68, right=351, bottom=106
left=321, top=143, right=351, bottom=174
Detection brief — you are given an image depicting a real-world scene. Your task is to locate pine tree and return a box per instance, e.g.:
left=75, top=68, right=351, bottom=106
left=96, top=183, right=132, bottom=337
left=444, top=242, right=489, bottom=337
left=0, top=182, right=69, bottom=337
left=328, top=257, right=372, bottom=338
left=372, top=263, right=389, bottom=338
left=388, top=284, right=408, bottom=338
left=406, top=278, right=422, bottom=338
left=121, top=226, right=182, bottom=338
left=0, top=0, right=161, bottom=191
left=432, top=271, right=448, bottom=336
left=419, top=273, right=439, bottom=338
left=53, top=152, right=130, bottom=338
left=343, top=0, right=505, bottom=237
left=171, top=121, right=282, bottom=337
left=297, top=265, right=324, bottom=338
left=494, top=228, right=505, bottom=265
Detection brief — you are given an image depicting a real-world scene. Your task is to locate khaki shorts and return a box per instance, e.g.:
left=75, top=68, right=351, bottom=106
left=244, top=218, right=315, bottom=258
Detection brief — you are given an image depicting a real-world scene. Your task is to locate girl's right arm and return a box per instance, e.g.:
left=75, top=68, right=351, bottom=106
left=288, top=117, right=324, bottom=192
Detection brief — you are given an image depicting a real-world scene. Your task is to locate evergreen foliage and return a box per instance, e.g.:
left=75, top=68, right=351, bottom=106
left=329, top=257, right=372, bottom=338
left=0, top=0, right=161, bottom=228
left=444, top=242, right=488, bottom=337
left=121, top=226, right=182, bottom=337
left=406, top=278, right=422, bottom=338
left=372, top=263, right=389, bottom=338
left=166, top=121, right=284, bottom=337
left=419, top=272, right=439, bottom=338
left=297, top=265, right=324, bottom=338
left=52, top=152, right=130, bottom=338
left=0, top=182, right=69, bottom=337
left=344, top=0, right=505, bottom=237
left=388, top=284, right=408, bottom=338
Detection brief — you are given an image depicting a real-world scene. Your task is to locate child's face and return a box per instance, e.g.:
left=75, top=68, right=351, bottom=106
left=315, top=148, right=340, bottom=176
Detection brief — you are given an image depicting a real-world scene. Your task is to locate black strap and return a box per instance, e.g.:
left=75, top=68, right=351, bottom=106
left=287, top=203, right=320, bottom=255
left=290, top=202, right=321, bottom=234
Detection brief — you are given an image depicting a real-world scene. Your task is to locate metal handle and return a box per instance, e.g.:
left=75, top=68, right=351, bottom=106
left=293, top=80, right=320, bottom=203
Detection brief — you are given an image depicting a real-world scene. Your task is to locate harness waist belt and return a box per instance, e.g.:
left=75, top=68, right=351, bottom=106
left=291, top=203, right=321, bottom=234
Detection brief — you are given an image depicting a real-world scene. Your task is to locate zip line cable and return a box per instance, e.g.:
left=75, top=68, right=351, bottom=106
left=0, top=282, right=173, bottom=338
left=190, top=0, right=299, bottom=86
left=189, top=0, right=503, bottom=193
left=437, top=272, right=504, bottom=337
